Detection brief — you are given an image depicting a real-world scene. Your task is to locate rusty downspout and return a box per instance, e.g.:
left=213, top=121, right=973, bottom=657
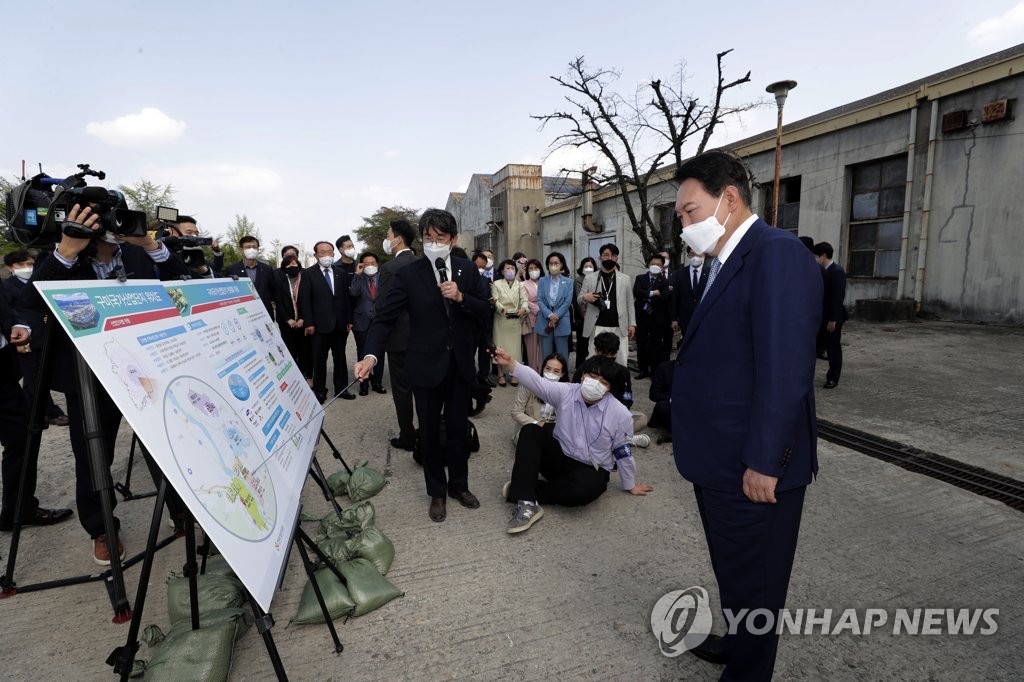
left=913, top=100, right=939, bottom=309
left=897, top=106, right=917, bottom=299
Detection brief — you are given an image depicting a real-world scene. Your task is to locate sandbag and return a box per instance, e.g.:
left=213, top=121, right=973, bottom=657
left=201, top=554, right=235, bottom=578
left=141, top=615, right=239, bottom=681
left=291, top=568, right=356, bottom=624
left=337, top=558, right=403, bottom=617
left=316, top=535, right=355, bottom=565
left=317, top=502, right=375, bottom=540
left=143, top=607, right=252, bottom=647
left=326, top=468, right=351, bottom=496
left=166, top=574, right=245, bottom=626
left=344, top=528, right=395, bottom=575
left=346, top=465, right=387, bottom=502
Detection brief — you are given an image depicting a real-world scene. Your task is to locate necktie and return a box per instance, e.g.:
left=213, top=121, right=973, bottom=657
left=702, top=258, right=721, bottom=301
left=369, top=277, right=377, bottom=299
left=692, top=267, right=699, bottom=292
left=323, top=268, right=333, bottom=293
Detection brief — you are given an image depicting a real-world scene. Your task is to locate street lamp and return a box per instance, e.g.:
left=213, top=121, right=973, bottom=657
left=766, top=79, right=797, bottom=228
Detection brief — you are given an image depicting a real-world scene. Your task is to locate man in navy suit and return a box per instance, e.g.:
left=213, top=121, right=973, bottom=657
left=813, top=242, right=848, bottom=389
left=670, top=246, right=709, bottom=345
left=349, top=251, right=386, bottom=396
left=632, top=252, right=671, bottom=378
left=354, top=209, right=490, bottom=522
left=671, top=151, right=822, bottom=679
left=300, top=241, right=356, bottom=403
left=223, top=235, right=276, bottom=320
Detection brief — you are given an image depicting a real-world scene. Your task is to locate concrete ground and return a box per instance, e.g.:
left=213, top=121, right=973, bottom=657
left=0, top=319, right=1021, bottom=680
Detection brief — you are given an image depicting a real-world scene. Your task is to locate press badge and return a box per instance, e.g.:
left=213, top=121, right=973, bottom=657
left=603, top=299, right=611, bottom=309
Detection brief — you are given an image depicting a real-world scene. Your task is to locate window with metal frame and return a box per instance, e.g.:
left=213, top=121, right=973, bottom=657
left=847, top=157, right=906, bottom=278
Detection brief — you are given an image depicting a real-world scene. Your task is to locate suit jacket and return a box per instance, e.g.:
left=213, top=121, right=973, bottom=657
left=535, top=275, right=573, bottom=336
left=365, top=255, right=489, bottom=388
left=670, top=264, right=709, bottom=336
left=3, top=276, right=46, bottom=351
left=633, top=271, right=672, bottom=325
left=0, top=288, right=25, bottom=383
left=348, top=272, right=381, bottom=333
left=822, top=262, right=849, bottom=325
left=274, top=271, right=303, bottom=326
left=298, top=263, right=351, bottom=335
left=376, top=249, right=417, bottom=352
left=26, top=243, right=192, bottom=393
left=224, top=260, right=276, bottom=320
left=672, top=219, right=822, bottom=493
left=577, top=269, right=636, bottom=338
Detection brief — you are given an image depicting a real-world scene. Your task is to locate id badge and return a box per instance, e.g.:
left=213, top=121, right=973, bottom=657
left=603, top=299, right=611, bottom=310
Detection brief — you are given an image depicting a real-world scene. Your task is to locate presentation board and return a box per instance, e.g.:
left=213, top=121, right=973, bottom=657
left=35, top=277, right=324, bottom=611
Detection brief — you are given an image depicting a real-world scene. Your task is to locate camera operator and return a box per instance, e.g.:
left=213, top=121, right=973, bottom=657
left=161, top=216, right=218, bottom=279
left=25, top=202, right=192, bottom=564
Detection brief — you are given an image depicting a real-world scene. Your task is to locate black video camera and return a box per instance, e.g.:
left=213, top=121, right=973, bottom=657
left=152, top=206, right=213, bottom=269
left=4, top=164, right=147, bottom=245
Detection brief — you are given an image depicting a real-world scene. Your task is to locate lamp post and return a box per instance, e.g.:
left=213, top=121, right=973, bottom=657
left=766, top=79, right=797, bottom=228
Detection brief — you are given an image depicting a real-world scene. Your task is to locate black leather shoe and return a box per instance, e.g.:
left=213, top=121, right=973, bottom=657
left=316, top=393, right=327, bottom=404
left=816, top=351, right=828, bottom=360
left=340, top=391, right=356, bottom=400
left=359, top=384, right=369, bottom=396
left=372, top=385, right=387, bottom=394
left=390, top=437, right=415, bottom=451
left=824, top=380, right=838, bottom=389
left=635, top=371, right=649, bottom=380
left=449, top=490, right=480, bottom=509
left=0, top=507, right=74, bottom=531
left=690, top=633, right=729, bottom=665
left=429, top=497, right=447, bottom=522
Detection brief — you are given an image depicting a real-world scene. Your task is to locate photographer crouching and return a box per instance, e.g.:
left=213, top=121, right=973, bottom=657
left=25, top=201, right=192, bottom=564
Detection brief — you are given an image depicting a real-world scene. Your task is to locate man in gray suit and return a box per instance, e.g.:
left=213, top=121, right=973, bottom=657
left=377, top=219, right=418, bottom=450
left=350, top=251, right=387, bottom=396
left=577, top=243, right=636, bottom=367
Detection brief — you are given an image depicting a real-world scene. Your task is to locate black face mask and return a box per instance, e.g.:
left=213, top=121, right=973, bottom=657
left=285, top=266, right=300, bottom=277
left=601, top=259, right=616, bottom=270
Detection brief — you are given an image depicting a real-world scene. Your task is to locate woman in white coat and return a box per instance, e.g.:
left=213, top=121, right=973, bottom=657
left=491, top=259, right=529, bottom=387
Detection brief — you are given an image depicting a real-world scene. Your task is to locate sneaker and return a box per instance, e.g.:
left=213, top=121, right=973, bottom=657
left=631, top=433, right=651, bottom=448
left=507, top=501, right=544, bottom=534
left=93, top=534, right=126, bottom=566
left=501, top=481, right=511, bottom=500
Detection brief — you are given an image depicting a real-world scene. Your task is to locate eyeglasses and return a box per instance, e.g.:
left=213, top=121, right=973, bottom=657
left=423, top=238, right=451, bottom=247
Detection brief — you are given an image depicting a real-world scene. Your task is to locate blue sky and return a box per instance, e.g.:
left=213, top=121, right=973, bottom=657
left=3, top=0, right=1022, bottom=256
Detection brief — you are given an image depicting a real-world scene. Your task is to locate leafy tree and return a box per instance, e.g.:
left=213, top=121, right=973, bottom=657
left=117, top=179, right=176, bottom=222
left=219, top=214, right=263, bottom=267
left=534, top=51, right=759, bottom=263
left=0, top=176, right=17, bottom=257
left=354, top=205, right=420, bottom=262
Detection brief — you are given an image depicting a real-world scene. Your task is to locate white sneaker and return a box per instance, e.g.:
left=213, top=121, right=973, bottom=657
left=502, top=481, right=511, bottom=500
left=631, top=433, right=651, bottom=448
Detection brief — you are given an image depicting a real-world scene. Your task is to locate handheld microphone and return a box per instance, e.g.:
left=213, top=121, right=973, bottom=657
left=435, top=257, right=449, bottom=283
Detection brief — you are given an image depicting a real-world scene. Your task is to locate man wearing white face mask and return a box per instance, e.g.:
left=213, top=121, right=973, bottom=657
left=223, top=235, right=277, bottom=320
left=299, top=241, right=356, bottom=403
left=632, top=253, right=671, bottom=379
left=493, top=349, right=653, bottom=534
left=349, top=251, right=387, bottom=396
left=334, top=235, right=358, bottom=277
left=670, top=246, right=709, bottom=342
left=671, top=151, right=822, bottom=678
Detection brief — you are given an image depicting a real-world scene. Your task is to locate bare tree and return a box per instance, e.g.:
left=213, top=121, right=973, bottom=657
left=534, top=50, right=758, bottom=261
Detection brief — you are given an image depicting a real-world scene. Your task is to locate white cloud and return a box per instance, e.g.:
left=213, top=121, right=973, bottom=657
left=146, top=162, right=284, bottom=197
left=85, top=107, right=186, bottom=147
left=968, top=1, right=1024, bottom=47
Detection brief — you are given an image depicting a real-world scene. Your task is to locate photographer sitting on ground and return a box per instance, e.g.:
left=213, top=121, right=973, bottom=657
left=26, top=202, right=192, bottom=564
left=510, top=352, right=568, bottom=445
left=493, top=347, right=653, bottom=534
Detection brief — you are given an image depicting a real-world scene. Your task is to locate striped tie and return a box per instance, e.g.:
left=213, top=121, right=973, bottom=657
left=701, top=258, right=722, bottom=301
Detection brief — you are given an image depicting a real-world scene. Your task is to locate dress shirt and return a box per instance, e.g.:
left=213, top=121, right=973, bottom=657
left=52, top=242, right=171, bottom=278
left=511, top=361, right=636, bottom=490
left=715, top=214, right=759, bottom=265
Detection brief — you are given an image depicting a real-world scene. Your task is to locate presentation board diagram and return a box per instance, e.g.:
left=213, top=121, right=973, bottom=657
left=35, top=278, right=324, bottom=611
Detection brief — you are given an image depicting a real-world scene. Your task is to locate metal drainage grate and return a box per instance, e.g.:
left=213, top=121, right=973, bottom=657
left=817, top=419, right=1024, bottom=513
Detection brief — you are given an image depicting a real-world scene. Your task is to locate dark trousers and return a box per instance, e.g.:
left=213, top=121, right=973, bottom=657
left=17, top=349, right=64, bottom=419
left=694, top=484, right=806, bottom=682
left=822, top=322, right=843, bottom=383
left=508, top=423, right=610, bottom=506
left=649, top=400, right=672, bottom=431
left=388, top=350, right=415, bottom=442
left=0, top=350, right=36, bottom=520
left=353, top=329, right=385, bottom=388
left=279, top=324, right=312, bottom=379
left=66, top=385, right=122, bottom=538
left=476, top=342, right=491, bottom=382
left=411, top=353, right=471, bottom=498
left=635, top=311, right=670, bottom=373
left=311, top=327, right=349, bottom=399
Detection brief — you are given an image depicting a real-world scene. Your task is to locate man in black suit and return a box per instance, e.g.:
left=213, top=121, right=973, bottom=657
left=0, top=282, right=73, bottom=532
left=223, top=235, right=276, bottom=320
left=376, top=220, right=418, bottom=450
left=3, top=250, right=69, bottom=425
left=349, top=251, right=386, bottom=396
left=26, top=203, right=192, bottom=563
left=300, top=241, right=356, bottom=403
left=633, top=253, right=672, bottom=379
left=813, top=242, right=848, bottom=388
left=355, top=209, right=490, bottom=522
left=670, top=246, right=709, bottom=345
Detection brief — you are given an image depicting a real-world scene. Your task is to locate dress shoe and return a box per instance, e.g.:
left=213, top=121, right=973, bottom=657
left=0, top=506, right=73, bottom=531
left=359, top=384, right=369, bottom=397
left=372, top=385, right=387, bottom=394
left=93, top=533, right=126, bottom=566
left=449, top=490, right=480, bottom=509
left=316, top=393, right=327, bottom=404
left=339, top=391, right=356, bottom=400
left=635, top=370, right=650, bottom=380
left=816, top=351, right=828, bottom=360
left=429, top=497, right=447, bottom=522
left=690, top=633, right=729, bottom=665
left=823, top=380, right=838, bottom=389
left=390, top=437, right=415, bottom=451
left=48, top=414, right=70, bottom=426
